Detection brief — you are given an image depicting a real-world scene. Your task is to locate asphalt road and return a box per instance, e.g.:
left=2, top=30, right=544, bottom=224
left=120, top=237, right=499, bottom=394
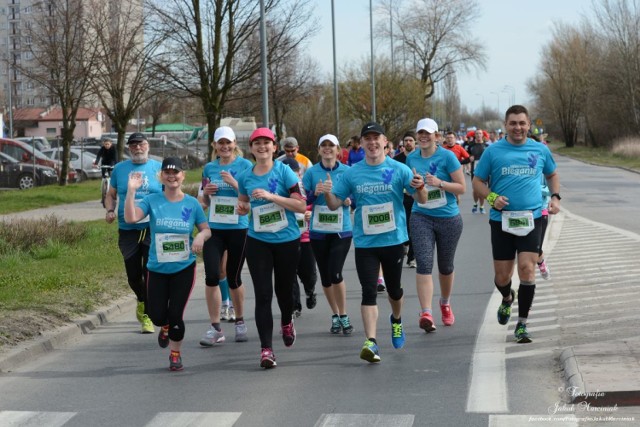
left=0, top=155, right=639, bottom=426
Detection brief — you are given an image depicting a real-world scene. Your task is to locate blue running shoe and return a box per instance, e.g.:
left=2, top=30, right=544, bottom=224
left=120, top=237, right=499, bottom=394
left=359, top=340, right=381, bottom=363
left=514, top=322, right=532, bottom=343
left=390, top=314, right=405, bottom=349
left=497, top=289, right=516, bottom=325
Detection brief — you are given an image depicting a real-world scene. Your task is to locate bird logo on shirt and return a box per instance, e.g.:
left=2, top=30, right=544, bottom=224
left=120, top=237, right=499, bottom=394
left=268, top=177, right=278, bottom=193
left=428, top=163, right=438, bottom=176
left=181, top=207, right=192, bottom=222
left=382, top=169, right=394, bottom=184
left=527, top=153, right=538, bottom=169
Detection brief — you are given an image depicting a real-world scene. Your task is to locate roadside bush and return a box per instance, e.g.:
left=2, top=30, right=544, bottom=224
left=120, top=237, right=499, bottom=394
left=612, top=137, right=640, bottom=158
left=0, top=215, right=87, bottom=255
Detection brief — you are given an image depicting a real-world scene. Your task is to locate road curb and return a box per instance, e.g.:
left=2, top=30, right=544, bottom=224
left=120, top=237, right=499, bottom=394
left=0, top=295, right=136, bottom=373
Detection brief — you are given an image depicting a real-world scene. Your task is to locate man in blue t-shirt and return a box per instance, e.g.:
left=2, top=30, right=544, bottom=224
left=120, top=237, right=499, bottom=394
left=105, top=132, right=163, bottom=334
left=322, top=122, right=428, bottom=364
left=472, top=105, right=561, bottom=344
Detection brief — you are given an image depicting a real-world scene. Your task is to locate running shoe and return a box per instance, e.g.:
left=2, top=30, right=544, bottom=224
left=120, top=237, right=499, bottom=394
left=419, top=311, right=436, bottom=332
left=158, top=325, right=169, bottom=348
left=359, top=339, right=381, bottom=363
left=408, top=259, right=417, bottom=268
left=377, top=278, right=386, bottom=293
left=390, top=315, right=405, bottom=349
left=136, top=301, right=145, bottom=323
left=472, top=204, right=478, bottom=214
left=281, top=321, right=296, bottom=347
left=227, top=306, right=236, bottom=322
left=199, top=326, right=225, bottom=347
left=538, top=260, right=551, bottom=280
left=330, top=315, right=342, bottom=334
left=514, top=322, right=532, bottom=343
left=440, top=303, right=455, bottom=326
left=220, top=305, right=230, bottom=321
left=169, top=351, right=183, bottom=371
left=306, top=292, right=317, bottom=309
left=340, top=315, right=354, bottom=335
left=235, top=321, right=248, bottom=342
left=260, top=348, right=277, bottom=369
left=497, top=289, right=516, bottom=325
left=141, top=314, right=155, bottom=334
left=479, top=206, right=486, bottom=214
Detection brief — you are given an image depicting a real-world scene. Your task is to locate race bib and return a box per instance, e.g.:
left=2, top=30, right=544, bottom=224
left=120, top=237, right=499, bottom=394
left=417, top=186, right=446, bottom=209
left=362, top=202, right=396, bottom=235
left=209, top=196, right=239, bottom=224
left=155, top=233, right=190, bottom=263
left=252, top=202, right=287, bottom=233
left=312, top=204, right=343, bottom=232
left=295, top=212, right=308, bottom=234
left=501, top=210, right=535, bottom=236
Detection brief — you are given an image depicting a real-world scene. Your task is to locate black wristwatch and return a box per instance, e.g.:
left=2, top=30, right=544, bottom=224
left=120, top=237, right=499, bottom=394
left=551, top=193, right=562, bottom=200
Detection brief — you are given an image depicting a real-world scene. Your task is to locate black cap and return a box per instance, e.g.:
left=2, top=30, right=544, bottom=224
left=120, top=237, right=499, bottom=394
left=360, top=122, right=385, bottom=137
left=161, top=157, right=184, bottom=172
left=281, top=157, right=300, bottom=171
left=127, top=132, right=147, bottom=144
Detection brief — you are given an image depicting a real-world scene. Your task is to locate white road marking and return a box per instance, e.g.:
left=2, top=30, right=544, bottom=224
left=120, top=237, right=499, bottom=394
left=0, top=411, right=76, bottom=427
left=145, top=412, right=242, bottom=427
left=314, top=414, right=414, bottom=427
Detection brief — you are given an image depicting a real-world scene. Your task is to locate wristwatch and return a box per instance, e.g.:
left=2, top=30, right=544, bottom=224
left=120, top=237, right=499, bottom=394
left=439, top=181, right=445, bottom=189
left=551, top=193, right=562, bottom=200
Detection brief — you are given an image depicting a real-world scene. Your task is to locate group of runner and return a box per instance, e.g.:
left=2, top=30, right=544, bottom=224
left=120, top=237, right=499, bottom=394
left=103, top=104, right=560, bottom=371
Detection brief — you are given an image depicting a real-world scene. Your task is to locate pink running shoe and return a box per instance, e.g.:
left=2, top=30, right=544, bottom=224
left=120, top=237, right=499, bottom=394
left=281, top=321, right=296, bottom=347
left=440, top=303, right=455, bottom=326
left=538, top=260, right=551, bottom=280
left=260, top=348, right=277, bottom=369
left=419, top=312, right=437, bottom=332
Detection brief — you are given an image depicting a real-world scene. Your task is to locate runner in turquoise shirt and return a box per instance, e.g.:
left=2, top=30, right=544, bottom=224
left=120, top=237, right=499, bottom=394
left=472, top=105, right=561, bottom=345
left=322, top=122, right=428, bottom=364
left=124, top=157, right=210, bottom=372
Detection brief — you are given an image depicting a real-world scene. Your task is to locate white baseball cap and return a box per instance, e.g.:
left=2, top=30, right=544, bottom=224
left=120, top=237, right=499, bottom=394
left=214, top=126, right=236, bottom=143
left=416, top=118, right=438, bottom=134
left=317, top=134, right=340, bottom=147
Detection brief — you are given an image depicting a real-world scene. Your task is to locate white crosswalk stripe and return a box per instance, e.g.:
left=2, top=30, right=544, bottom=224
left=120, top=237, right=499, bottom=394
left=145, top=412, right=242, bottom=427
left=314, top=413, right=415, bottom=427
left=0, top=411, right=76, bottom=427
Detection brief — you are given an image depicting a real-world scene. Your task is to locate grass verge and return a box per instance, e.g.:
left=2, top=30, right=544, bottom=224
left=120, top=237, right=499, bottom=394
left=0, top=217, right=129, bottom=348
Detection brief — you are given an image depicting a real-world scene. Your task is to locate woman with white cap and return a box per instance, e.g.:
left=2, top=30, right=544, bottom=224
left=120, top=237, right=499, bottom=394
left=199, top=126, right=253, bottom=346
left=302, top=134, right=354, bottom=336
left=236, top=127, right=307, bottom=369
left=405, top=118, right=466, bottom=334
left=124, top=157, right=210, bottom=371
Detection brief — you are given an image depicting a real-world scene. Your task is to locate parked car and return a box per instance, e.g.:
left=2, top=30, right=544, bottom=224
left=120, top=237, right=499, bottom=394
left=147, top=137, right=207, bottom=168
left=0, top=138, right=77, bottom=182
left=0, top=152, right=58, bottom=189
left=16, top=136, right=52, bottom=151
left=41, top=147, right=102, bottom=181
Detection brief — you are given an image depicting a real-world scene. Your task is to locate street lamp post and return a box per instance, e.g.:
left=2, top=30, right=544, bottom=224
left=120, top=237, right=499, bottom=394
left=475, top=93, right=486, bottom=126
left=502, top=85, right=515, bottom=106
left=331, top=0, right=339, bottom=135
left=490, top=91, right=500, bottom=115
left=369, top=0, right=376, bottom=122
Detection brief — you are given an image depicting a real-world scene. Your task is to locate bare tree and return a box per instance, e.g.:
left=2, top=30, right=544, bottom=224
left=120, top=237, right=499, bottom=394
left=84, top=0, right=166, bottom=158
left=380, top=0, right=487, bottom=101
left=142, top=92, right=174, bottom=137
left=16, top=0, right=97, bottom=185
left=148, top=0, right=317, bottom=157
left=529, top=24, right=594, bottom=148
left=340, top=57, right=426, bottom=141
left=591, top=0, right=640, bottom=134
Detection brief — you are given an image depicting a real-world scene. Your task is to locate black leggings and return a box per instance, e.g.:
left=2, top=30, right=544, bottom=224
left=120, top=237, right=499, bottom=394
left=292, top=242, right=318, bottom=308
left=245, top=237, right=300, bottom=348
left=538, top=214, right=549, bottom=256
left=118, top=228, right=150, bottom=304
left=202, top=228, right=248, bottom=289
left=310, top=234, right=352, bottom=287
left=146, top=262, right=196, bottom=343
left=355, top=244, right=405, bottom=305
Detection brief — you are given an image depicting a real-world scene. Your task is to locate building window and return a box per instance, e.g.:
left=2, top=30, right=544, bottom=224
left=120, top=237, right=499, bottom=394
left=46, top=128, right=56, bottom=135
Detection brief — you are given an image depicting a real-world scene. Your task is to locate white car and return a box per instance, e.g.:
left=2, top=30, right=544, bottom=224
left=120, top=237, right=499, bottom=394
left=41, top=147, right=102, bottom=181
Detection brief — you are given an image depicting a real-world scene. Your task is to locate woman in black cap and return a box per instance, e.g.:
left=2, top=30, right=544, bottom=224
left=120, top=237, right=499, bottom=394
left=124, top=157, right=211, bottom=371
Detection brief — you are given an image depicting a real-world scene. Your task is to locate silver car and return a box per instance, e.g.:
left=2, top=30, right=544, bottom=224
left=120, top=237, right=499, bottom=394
left=41, top=147, right=102, bottom=181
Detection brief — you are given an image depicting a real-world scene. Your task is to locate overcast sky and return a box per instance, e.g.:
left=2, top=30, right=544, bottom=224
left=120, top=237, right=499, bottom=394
left=305, top=0, right=592, bottom=114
